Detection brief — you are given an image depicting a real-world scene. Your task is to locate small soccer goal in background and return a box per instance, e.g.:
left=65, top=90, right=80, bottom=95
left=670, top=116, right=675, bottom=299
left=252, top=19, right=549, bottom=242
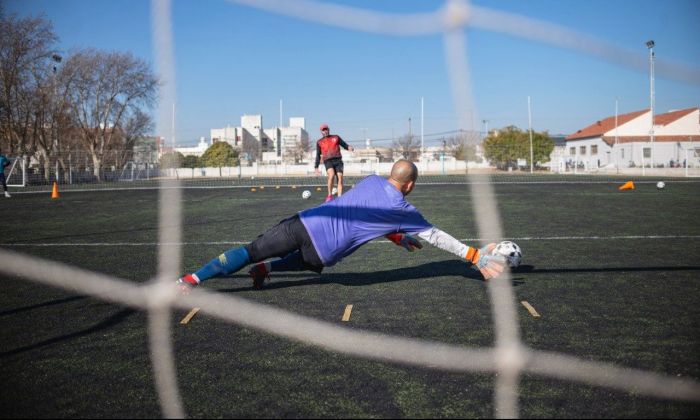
left=6, top=158, right=26, bottom=188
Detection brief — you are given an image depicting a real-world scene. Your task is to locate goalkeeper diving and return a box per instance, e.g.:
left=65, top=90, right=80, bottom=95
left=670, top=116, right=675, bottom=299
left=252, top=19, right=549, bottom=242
left=177, top=159, right=506, bottom=292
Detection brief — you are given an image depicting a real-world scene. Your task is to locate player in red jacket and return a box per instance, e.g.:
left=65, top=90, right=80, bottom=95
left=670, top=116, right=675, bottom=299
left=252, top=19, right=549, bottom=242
left=314, top=123, right=354, bottom=202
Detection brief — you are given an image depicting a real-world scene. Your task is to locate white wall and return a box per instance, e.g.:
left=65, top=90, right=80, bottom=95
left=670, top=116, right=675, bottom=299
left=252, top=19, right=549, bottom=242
left=167, top=159, right=470, bottom=178
left=175, top=137, right=209, bottom=157
left=563, top=137, right=612, bottom=169
left=655, top=110, right=700, bottom=135
left=241, top=114, right=262, bottom=131
left=606, top=111, right=652, bottom=136
left=289, top=117, right=305, bottom=129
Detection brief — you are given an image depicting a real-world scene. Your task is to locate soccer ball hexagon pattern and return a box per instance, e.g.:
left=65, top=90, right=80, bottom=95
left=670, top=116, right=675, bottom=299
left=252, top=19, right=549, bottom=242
left=656, top=181, right=665, bottom=189
left=492, top=241, right=523, bottom=268
left=302, top=190, right=312, bottom=199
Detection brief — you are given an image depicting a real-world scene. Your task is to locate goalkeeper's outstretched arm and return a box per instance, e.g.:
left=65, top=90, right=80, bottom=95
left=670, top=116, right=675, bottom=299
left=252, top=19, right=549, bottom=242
left=416, top=227, right=505, bottom=280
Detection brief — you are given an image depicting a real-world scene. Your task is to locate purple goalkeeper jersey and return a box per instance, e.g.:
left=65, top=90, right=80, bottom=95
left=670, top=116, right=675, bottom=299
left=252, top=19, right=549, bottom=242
left=299, top=175, right=433, bottom=266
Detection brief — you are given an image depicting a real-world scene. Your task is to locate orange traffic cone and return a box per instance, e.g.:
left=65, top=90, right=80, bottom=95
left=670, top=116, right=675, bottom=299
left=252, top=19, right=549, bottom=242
left=618, top=181, right=635, bottom=191
left=51, top=181, right=60, bottom=199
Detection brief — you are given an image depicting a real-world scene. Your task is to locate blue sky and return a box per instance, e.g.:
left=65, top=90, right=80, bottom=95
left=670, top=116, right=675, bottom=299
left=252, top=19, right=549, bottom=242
left=5, top=0, right=700, bottom=147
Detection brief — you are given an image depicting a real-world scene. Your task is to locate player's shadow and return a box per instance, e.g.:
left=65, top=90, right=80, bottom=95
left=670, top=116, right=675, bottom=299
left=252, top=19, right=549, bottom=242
left=0, top=295, right=88, bottom=317
left=494, top=264, right=700, bottom=283
left=219, top=260, right=525, bottom=292
left=510, top=264, right=700, bottom=274
left=0, top=308, right=136, bottom=358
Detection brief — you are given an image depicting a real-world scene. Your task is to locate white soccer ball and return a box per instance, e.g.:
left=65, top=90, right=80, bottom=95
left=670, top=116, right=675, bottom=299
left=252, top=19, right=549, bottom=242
left=492, top=241, right=523, bottom=268
left=302, top=190, right=311, bottom=200
left=656, top=181, right=665, bottom=189
left=331, top=187, right=337, bottom=195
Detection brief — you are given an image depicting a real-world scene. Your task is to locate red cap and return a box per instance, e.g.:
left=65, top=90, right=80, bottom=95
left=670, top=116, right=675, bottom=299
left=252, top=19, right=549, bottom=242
left=320, top=124, right=329, bottom=131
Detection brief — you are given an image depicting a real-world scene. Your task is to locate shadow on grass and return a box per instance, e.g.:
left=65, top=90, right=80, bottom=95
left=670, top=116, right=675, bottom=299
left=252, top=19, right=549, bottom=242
left=217, top=262, right=700, bottom=292
left=0, top=295, right=87, bottom=317
left=513, top=264, right=700, bottom=274
left=218, top=260, right=513, bottom=292
left=0, top=308, right=136, bottom=358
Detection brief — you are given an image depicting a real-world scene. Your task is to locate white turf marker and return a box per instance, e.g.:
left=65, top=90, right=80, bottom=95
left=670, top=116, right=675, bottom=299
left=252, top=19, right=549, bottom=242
left=180, top=307, right=200, bottom=325
left=521, top=301, right=541, bottom=318
left=342, top=304, right=353, bottom=322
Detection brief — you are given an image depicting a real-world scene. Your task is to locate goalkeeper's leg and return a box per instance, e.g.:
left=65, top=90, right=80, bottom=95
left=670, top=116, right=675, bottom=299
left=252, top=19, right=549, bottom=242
left=179, top=215, right=321, bottom=291
left=245, top=215, right=323, bottom=289
left=177, top=246, right=251, bottom=294
left=249, top=251, right=323, bottom=289
left=254, top=250, right=323, bottom=274
left=192, top=247, right=251, bottom=283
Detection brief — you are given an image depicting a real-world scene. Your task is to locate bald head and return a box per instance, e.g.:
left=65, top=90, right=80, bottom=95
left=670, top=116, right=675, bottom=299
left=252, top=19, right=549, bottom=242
left=390, top=159, right=418, bottom=184
left=388, top=159, right=418, bottom=196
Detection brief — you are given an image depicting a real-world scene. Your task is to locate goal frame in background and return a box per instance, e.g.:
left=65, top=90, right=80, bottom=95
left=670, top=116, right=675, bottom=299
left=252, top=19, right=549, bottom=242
left=6, top=158, right=26, bottom=187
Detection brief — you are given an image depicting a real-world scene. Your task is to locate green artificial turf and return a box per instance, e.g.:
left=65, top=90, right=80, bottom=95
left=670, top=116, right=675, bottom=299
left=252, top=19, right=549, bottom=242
left=0, top=179, right=698, bottom=418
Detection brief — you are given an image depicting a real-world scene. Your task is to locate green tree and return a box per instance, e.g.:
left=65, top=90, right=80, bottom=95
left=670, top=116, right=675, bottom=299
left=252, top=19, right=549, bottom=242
left=482, top=126, right=553, bottom=170
left=200, top=141, right=238, bottom=167
left=182, top=154, right=199, bottom=168
left=159, top=151, right=183, bottom=169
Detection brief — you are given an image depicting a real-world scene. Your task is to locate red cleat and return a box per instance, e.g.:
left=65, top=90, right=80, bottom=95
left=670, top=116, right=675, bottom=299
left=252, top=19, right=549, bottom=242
left=248, top=263, right=270, bottom=290
left=176, top=273, right=199, bottom=295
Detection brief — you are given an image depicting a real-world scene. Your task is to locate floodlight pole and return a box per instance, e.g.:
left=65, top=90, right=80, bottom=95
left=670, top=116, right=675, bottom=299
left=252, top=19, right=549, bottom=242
left=421, top=97, right=424, bottom=159
left=528, top=96, right=534, bottom=173
left=647, top=40, right=655, bottom=168
left=171, top=103, right=176, bottom=150
left=615, top=98, right=619, bottom=174
left=51, top=54, right=62, bottom=182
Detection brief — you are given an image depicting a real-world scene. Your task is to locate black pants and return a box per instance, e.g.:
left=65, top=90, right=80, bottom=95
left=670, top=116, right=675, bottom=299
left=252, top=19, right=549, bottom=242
left=0, top=173, right=7, bottom=191
left=244, top=215, right=324, bottom=273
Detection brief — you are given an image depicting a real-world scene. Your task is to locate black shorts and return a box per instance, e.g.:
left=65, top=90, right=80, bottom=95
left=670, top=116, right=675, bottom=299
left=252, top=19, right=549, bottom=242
left=323, top=157, right=344, bottom=174
left=244, top=214, right=324, bottom=273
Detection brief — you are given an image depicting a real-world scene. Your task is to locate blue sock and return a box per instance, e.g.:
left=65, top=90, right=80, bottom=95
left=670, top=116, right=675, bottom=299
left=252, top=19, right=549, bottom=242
left=194, top=247, right=250, bottom=283
left=270, top=251, right=305, bottom=272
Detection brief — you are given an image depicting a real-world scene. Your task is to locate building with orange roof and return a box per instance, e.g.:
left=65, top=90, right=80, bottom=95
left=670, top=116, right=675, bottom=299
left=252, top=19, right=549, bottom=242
left=560, top=107, right=700, bottom=171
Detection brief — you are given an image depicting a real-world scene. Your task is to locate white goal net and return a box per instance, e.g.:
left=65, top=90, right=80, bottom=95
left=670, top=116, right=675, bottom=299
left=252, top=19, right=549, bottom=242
left=0, top=1, right=698, bottom=418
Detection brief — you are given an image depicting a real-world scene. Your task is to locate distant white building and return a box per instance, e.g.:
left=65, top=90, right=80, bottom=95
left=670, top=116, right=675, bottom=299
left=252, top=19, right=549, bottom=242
left=211, top=115, right=309, bottom=162
left=564, top=107, right=700, bottom=170
left=175, top=137, right=210, bottom=157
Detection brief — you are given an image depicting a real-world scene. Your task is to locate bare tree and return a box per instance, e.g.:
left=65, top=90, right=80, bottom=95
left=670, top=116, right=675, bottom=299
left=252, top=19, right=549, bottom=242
left=392, top=133, right=421, bottom=161
left=445, top=130, right=481, bottom=161
left=0, top=13, right=58, bottom=164
left=32, top=53, right=73, bottom=181
left=241, top=136, right=260, bottom=164
left=281, top=135, right=309, bottom=164
left=112, top=108, right=153, bottom=170
left=62, top=49, right=157, bottom=180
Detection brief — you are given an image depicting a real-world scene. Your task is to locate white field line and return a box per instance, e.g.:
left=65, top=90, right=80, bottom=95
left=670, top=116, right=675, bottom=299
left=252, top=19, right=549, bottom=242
left=2, top=234, right=699, bottom=247
left=9, top=179, right=700, bottom=195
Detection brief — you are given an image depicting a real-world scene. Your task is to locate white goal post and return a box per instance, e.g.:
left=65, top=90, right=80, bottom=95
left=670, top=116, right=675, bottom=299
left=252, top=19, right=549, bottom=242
left=6, top=157, right=26, bottom=187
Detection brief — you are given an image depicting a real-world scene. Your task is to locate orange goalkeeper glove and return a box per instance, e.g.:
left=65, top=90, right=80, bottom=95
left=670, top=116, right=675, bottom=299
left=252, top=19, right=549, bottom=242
left=386, top=233, right=423, bottom=252
left=466, top=243, right=506, bottom=280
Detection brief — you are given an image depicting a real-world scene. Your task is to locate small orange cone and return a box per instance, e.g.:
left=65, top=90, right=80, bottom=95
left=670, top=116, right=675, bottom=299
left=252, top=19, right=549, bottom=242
left=51, top=181, right=60, bottom=199
left=618, top=181, right=635, bottom=191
